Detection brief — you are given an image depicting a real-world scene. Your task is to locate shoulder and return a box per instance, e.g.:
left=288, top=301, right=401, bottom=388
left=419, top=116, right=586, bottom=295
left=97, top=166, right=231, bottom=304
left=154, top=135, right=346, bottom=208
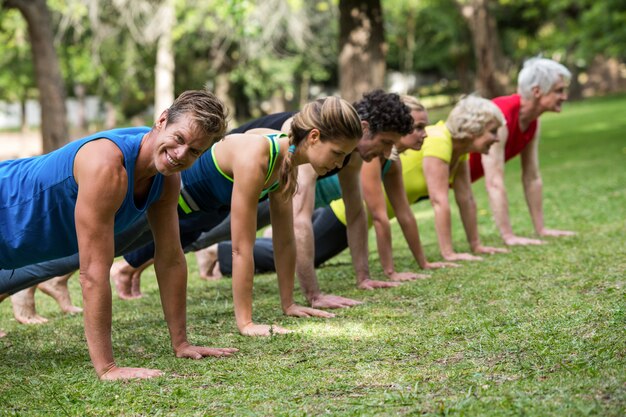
left=74, top=139, right=126, bottom=184
left=492, top=94, right=520, bottom=116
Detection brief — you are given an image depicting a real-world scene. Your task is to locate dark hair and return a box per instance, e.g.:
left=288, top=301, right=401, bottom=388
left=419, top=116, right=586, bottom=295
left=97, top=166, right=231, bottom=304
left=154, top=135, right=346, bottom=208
left=280, top=96, right=362, bottom=198
left=353, top=90, right=413, bottom=136
left=166, top=89, right=230, bottom=144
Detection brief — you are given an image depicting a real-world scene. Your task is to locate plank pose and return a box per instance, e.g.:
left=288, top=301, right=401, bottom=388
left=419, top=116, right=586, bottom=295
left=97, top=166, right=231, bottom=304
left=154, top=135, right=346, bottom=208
left=469, top=57, right=575, bottom=245
left=0, top=90, right=236, bottom=380
left=210, top=95, right=509, bottom=274
left=113, top=90, right=415, bottom=309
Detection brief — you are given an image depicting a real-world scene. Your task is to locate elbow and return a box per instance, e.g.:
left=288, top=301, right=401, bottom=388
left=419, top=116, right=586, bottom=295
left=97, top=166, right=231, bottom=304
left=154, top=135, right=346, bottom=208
left=523, top=174, right=542, bottom=189
left=485, top=176, right=505, bottom=193
left=371, top=216, right=390, bottom=230
left=429, top=195, right=448, bottom=211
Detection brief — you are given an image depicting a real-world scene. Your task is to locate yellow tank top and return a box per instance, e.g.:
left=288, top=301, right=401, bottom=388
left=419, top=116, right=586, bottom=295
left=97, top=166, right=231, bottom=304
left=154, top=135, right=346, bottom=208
left=329, top=121, right=468, bottom=225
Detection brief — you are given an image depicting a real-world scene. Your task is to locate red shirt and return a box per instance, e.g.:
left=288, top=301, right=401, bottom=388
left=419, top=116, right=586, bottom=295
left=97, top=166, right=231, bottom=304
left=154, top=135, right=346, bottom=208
left=469, top=94, right=538, bottom=182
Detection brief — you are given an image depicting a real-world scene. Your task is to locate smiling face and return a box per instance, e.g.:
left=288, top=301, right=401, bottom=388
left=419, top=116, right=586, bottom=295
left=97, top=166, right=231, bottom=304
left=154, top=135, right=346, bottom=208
left=152, top=112, right=213, bottom=175
left=537, top=76, right=568, bottom=113
left=469, top=120, right=501, bottom=154
left=305, top=129, right=358, bottom=176
left=396, top=110, right=429, bottom=153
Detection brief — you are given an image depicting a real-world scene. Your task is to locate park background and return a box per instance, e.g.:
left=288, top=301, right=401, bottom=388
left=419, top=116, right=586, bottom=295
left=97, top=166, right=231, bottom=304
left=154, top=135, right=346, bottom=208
left=0, top=0, right=625, bottom=415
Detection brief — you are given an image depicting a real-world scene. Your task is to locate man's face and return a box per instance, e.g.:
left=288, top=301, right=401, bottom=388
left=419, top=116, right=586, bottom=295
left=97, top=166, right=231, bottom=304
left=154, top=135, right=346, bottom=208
left=538, top=76, right=568, bottom=113
left=153, top=112, right=213, bottom=175
left=356, top=125, right=401, bottom=162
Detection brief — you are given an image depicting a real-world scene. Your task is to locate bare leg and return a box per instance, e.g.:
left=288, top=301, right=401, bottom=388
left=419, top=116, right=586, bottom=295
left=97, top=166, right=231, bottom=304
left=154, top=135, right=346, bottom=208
left=37, top=273, right=82, bottom=314
left=130, top=260, right=152, bottom=298
left=11, top=286, right=48, bottom=324
left=111, top=259, right=139, bottom=300
left=110, top=259, right=151, bottom=300
left=195, top=245, right=222, bottom=281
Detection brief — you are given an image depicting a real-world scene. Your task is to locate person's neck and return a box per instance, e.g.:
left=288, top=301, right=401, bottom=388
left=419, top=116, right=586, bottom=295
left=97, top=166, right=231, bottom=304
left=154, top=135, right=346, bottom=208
left=135, top=130, right=158, bottom=180
left=519, top=96, right=543, bottom=131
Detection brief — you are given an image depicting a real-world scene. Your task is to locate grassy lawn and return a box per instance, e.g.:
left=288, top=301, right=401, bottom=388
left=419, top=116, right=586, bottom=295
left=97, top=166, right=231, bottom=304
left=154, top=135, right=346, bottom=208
left=1, top=95, right=624, bottom=416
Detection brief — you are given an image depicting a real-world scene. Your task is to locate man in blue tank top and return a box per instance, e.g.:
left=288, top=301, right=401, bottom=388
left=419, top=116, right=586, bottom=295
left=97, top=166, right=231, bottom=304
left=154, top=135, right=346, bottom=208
left=0, top=89, right=237, bottom=380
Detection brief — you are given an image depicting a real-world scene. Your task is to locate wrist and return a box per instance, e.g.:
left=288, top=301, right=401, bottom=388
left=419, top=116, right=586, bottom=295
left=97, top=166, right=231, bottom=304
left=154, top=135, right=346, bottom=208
left=281, top=301, right=295, bottom=312
left=97, top=362, right=117, bottom=379
left=355, top=272, right=370, bottom=284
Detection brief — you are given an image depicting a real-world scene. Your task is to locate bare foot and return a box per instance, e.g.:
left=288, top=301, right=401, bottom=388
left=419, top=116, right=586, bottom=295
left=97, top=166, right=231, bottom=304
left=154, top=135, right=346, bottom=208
left=11, top=287, right=49, bottom=324
left=0, top=330, right=6, bottom=338
left=128, top=260, right=152, bottom=299
left=111, top=260, right=139, bottom=300
left=196, top=245, right=222, bottom=281
left=38, top=273, right=83, bottom=314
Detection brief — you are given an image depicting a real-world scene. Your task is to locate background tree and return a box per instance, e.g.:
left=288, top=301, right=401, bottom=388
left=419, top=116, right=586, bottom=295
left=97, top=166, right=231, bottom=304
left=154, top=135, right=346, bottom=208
left=456, top=0, right=509, bottom=98
left=339, top=0, right=386, bottom=102
left=3, top=0, right=68, bottom=151
left=0, top=8, right=35, bottom=132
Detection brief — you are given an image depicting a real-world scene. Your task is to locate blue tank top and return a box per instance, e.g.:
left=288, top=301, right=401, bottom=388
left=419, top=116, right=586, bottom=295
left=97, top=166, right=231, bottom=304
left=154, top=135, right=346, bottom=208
left=0, top=127, right=164, bottom=269
left=178, top=133, right=283, bottom=214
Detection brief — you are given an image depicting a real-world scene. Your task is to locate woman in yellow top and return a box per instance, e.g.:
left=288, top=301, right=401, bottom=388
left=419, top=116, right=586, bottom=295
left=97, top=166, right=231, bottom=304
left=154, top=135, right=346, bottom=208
left=419, top=95, right=508, bottom=261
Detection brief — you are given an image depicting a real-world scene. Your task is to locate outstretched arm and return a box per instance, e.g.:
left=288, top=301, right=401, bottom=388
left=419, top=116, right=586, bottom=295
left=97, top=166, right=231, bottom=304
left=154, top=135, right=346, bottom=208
left=482, top=125, right=544, bottom=245
left=75, top=140, right=161, bottom=380
left=340, top=156, right=399, bottom=290
left=270, top=192, right=335, bottom=320
left=423, top=156, right=482, bottom=262
left=380, top=160, right=457, bottom=273
left=453, top=161, right=508, bottom=256
left=293, top=165, right=362, bottom=308
left=520, top=125, right=575, bottom=238
left=148, top=174, right=238, bottom=357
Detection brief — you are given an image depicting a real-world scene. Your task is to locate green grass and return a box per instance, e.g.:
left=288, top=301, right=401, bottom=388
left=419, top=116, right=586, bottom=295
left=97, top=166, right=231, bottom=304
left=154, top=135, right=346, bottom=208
left=1, top=95, right=625, bottom=416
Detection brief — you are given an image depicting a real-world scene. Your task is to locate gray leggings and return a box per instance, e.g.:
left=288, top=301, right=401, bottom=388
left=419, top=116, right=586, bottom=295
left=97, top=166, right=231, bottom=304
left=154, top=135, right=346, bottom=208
left=0, top=217, right=152, bottom=294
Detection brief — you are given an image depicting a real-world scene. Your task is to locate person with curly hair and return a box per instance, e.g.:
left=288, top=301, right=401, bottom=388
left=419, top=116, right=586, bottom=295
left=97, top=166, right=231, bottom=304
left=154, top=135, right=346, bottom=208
left=115, top=90, right=415, bottom=308
left=204, top=91, right=424, bottom=296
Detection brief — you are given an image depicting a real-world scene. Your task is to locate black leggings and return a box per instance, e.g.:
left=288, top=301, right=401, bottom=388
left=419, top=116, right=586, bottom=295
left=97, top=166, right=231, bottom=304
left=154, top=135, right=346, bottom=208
left=217, top=206, right=348, bottom=275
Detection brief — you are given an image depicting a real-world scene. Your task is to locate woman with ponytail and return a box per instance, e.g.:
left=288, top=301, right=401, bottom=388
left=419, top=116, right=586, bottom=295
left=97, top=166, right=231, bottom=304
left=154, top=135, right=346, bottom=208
left=117, top=96, right=362, bottom=335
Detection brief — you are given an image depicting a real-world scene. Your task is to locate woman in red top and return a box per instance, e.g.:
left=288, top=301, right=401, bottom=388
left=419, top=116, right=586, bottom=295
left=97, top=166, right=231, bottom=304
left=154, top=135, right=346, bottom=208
left=469, top=57, right=575, bottom=246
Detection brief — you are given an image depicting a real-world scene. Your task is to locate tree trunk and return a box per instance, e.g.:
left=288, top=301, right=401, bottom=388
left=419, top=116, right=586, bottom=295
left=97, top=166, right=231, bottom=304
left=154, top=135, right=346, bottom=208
left=5, top=0, right=68, bottom=152
left=214, top=73, right=235, bottom=121
left=20, top=96, right=28, bottom=133
left=74, top=83, right=87, bottom=133
left=458, top=0, right=509, bottom=98
left=338, top=0, right=387, bottom=103
left=153, top=0, right=175, bottom=121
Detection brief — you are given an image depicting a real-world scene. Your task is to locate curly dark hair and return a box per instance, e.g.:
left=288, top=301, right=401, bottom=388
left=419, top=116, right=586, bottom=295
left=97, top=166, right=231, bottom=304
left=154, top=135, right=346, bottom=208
left=353, top=90, right=414, bottom=136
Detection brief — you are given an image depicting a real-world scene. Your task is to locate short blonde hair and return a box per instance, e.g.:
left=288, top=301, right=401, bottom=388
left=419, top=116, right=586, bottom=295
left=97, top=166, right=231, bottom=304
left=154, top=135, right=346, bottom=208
left=400, top=95, right=426, bottom=113
left=446, top=95, right=505, bottom=140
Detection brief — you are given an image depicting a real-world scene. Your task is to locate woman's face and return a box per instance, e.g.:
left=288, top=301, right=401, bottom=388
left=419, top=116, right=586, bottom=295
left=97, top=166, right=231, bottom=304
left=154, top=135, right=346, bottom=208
left=306, top=131, right=358, bottom=176
left=538, top=76, right=568, bottom=113
left=397, top=110, right=429, bottom=153
left=470, top=120, right=500, bottom=154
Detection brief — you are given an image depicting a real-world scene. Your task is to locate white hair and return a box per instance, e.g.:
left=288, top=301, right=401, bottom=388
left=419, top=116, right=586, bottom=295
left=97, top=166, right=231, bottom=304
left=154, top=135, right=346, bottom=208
left=518, top=57, right=571, bottom=99
left=446, top=95, right=505, bottom=141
